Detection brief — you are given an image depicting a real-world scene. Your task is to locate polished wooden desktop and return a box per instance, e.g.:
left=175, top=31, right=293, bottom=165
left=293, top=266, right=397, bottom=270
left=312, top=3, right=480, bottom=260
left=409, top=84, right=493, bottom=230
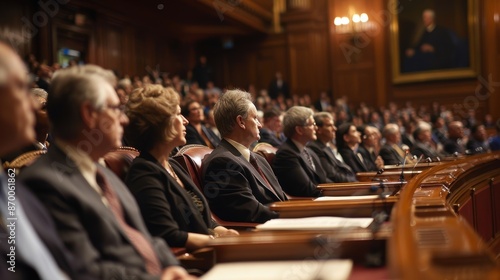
left=194, top=152, right=500, bottom=279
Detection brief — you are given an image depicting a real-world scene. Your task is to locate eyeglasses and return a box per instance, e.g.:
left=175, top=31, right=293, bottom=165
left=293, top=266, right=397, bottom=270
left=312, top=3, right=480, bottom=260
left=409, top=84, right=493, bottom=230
left=102, top=104, right=126, bottom=114
left=302, top=122, right=317, bottom=127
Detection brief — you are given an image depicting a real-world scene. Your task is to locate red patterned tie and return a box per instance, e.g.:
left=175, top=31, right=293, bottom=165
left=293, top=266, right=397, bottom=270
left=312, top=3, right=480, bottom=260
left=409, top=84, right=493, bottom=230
left=249, top=154, right=281, bottom=200
left=96, top=170, right=162, bottom=275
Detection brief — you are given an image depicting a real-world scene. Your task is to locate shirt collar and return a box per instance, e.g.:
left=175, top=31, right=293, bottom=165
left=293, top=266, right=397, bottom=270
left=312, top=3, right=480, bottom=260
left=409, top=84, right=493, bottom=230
left=225, top=138, right=251, bottom=162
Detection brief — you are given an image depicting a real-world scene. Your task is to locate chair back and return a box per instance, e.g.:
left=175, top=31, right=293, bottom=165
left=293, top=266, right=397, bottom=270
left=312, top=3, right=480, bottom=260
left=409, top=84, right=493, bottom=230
left=253, top=142, right=278, bottom=166
left=173, top=144, right=213, bottom=190
left=103, top=146, right=140, bottom=181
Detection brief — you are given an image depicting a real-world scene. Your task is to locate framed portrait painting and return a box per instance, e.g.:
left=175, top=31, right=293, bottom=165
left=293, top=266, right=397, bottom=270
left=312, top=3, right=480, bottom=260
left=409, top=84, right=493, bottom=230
left=390, top=0, right=480, bottom=84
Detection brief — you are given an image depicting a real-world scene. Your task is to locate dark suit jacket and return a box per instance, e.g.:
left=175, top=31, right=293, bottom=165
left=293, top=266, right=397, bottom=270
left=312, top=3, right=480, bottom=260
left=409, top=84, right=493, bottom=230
left=185, top=123, right=220, bottom=148
left=411, top=141, right=440, bottom=158
left=357, top=145, right=379, bottom=172
left=201, top=139, right=286, bottom=223
left=0, top=182, right=91, bottom=280
left=125, top=152, right=218, bottom=247
left=379, top=143, right=404, bottom=166
left=307, top=140, right=357, bottom=183
left=259, top=128, right=286, bottom=147
left=466, top=139, right=488, bottom=154
left=339, top=147, right=369, bottom=173
left=20, top=145, right=179, bottom=280
left=273, top=139, right=329, bottom=197
left=444, top=138, right=465, bottom=155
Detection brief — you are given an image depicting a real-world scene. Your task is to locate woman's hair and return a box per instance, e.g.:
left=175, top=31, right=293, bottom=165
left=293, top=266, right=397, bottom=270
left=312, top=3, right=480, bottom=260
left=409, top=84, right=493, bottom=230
left=125, top=85, right=180, bottom=151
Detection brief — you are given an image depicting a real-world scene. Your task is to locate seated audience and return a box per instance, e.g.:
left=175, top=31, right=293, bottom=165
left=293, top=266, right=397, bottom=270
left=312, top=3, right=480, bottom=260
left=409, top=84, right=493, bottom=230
left=443, top=121, right=466, bottom=155
left=0, top=38, right=92, bottom=280
left=379, top=123, right=416, bottom=165
left=308, top=112, right=357, bottom=182
left=182, top=100, right=220, bottom=148
left=20, top=65, right=195, bottom=280
left=411, top=122, right=441, bottom=159
left=124, top=85, right=238, bottom=251
left=489, top=120, right=500, bottom=151
left=201, top=89, right=287, bottom=223
left=258, top=108, right=286, bottom=147
left=466, top=124, right=489, bottom=154
left=337, top=123, right=372, bottom=173
left=273, top=106, right=330, bottom=197
left=357, top=125, right=384, bottom=171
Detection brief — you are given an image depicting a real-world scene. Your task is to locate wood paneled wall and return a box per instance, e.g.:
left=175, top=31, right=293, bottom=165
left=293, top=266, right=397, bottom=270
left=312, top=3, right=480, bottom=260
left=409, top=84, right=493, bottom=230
left=2, top=0, right=499, bottom=121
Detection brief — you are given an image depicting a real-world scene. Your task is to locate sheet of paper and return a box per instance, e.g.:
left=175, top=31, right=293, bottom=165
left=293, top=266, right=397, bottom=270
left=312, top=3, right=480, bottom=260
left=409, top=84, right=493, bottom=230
left=255, top=216, right=374, bottom=230
left=314, top=195, right=381, bottom=201
left=201, top=259, right=353, bottom=280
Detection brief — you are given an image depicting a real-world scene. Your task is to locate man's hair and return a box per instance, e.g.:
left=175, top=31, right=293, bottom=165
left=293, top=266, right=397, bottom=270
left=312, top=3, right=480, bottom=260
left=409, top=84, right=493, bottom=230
left=263, top=108, right=282, bottom=122
left=382, top=123, right=399, bottom=139
left=282, top=106, right=314, bottom=138
left=125, top=85, right=180, bottom=152
left=213, top=89, right=253, bottom=137
left=413, top=122, right=432, bottom=140
left=314, top=112, right=333, bottom=127
left=30, top=88, right=48, bottom=100
left=47, top=65, right=116, bottom=140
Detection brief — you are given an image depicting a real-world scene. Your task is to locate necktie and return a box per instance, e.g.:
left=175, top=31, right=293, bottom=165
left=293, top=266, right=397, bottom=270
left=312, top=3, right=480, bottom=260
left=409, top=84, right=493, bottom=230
left=0, top=172, right=67, bottom=280
left=302, top=149, right=316, bottom=171
left=249, top=154, right=281, bottom=200
left=95, top=170, right=162, bottom=275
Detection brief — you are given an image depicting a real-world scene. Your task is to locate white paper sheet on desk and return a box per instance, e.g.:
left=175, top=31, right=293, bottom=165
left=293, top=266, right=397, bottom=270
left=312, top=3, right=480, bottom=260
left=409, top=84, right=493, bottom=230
left=255, top=216, right=374, bottom=230
left=201, top=259, right=353, bottom=280
left=314, top=195, right=381, bottom=201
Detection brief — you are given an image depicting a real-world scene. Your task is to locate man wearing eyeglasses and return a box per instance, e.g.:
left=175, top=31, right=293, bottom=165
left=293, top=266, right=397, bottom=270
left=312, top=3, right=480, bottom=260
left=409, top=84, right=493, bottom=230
left=273, top=106, right=331, bottom=197
left=20, top=65, right=195, bottom=280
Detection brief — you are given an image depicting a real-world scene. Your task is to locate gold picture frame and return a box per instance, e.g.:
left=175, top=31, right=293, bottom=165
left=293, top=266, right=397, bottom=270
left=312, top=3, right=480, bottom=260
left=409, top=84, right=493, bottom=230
left=390, top=0, right=480, bottom=84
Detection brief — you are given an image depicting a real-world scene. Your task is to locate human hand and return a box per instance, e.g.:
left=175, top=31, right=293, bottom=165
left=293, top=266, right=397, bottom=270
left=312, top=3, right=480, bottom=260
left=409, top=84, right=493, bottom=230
left=420, top=44, right=435, bottom=53
left=161, top=266, right=197, bottom=280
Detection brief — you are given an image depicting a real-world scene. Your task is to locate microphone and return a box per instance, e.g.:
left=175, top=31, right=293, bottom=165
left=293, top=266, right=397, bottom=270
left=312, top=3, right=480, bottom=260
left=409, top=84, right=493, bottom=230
left=410, top=154, right=424, bottom=178
left=399, top=148, right=410, bottom=183
left=424, top=157, right=432, bottom=163
left=370, top=168, right=388, bottom=194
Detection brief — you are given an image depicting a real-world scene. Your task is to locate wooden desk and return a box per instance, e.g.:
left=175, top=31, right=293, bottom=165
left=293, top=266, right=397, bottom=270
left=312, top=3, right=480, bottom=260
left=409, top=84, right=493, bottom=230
left=356, top=170, right=421, bottom=182
left=270, top=196, right=398, bottom=218
left=208, top=227, right=390, bottom=264
left=389, top=152, right=500, bottom=280
left=318, top=181, right=403, bottom=196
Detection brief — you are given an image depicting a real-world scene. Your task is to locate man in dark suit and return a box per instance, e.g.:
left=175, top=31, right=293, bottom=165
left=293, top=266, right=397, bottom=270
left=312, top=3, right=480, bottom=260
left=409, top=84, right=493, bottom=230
left=0, top=38, right=91, bottom=280
left=201, top=89, right=287, bottom=223
left=379, top=123, right=417, bottom=166
left=268, top=71, right=289, bottom=100
left=443, top=121, right=466, bottom=155
left=411, top=122, right=441, bottom=159
left=20, top=65, right=194, bottom=280
left=182, top=100, right=220, bottom=148
left=307, top=112, right=357, bottom=183
left=258, top=108, right=286, bottom=147
left=273, top=106, right=331, bottom=197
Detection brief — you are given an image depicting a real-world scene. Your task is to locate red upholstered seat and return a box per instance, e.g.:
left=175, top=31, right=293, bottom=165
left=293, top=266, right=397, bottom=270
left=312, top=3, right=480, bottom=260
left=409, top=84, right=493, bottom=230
left=252, top=142, right=277, bottom=166
left=103, top=146, right=140, bottom=182
left=174, top=144, right=258, bottom=229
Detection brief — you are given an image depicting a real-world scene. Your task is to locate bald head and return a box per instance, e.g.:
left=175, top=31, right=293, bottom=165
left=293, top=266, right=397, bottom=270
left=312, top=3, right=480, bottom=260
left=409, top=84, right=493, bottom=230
left=448, top=121, right=464, bottom=139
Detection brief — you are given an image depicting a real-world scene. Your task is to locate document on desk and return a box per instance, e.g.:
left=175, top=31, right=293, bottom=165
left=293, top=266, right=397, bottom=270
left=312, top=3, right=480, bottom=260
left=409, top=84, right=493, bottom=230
left=201, top=259, right=353, bottom=280
left=256, top=216, right=374, bottom=230
left=314, top=195, right=383, bottom=201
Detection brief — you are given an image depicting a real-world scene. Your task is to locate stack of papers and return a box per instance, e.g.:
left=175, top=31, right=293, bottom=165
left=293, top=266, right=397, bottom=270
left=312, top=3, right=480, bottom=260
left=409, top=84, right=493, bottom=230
left=255, top=216, right=374, bottom=231
left=201, top=259, right=353, bottom=280
left=314, top=195, right=381, bottom=201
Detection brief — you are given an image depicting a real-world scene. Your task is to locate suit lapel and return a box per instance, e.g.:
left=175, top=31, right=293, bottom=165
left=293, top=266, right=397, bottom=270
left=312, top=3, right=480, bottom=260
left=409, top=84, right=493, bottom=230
left=221, top=140, right=283, bottom=201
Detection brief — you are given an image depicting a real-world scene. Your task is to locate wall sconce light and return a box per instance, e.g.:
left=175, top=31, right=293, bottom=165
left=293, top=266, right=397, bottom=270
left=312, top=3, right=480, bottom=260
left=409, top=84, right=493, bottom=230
left=334, top=13, right=372, bottom=34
